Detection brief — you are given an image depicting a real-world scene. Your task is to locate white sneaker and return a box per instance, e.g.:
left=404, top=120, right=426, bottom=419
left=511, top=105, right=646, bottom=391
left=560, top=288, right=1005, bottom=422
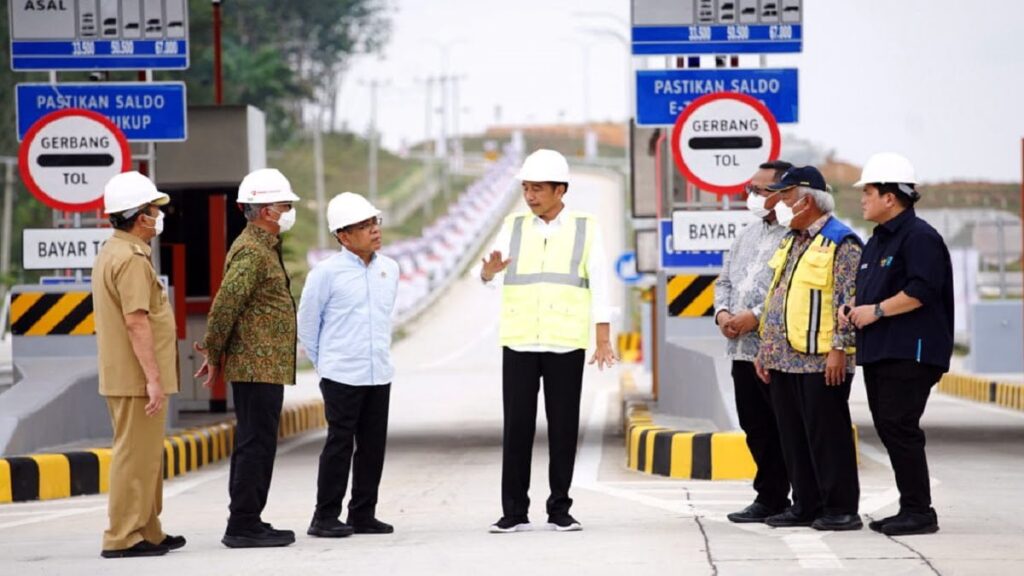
left=548, top=514, right=582, bottom=532
left=489, top=516, right=531, bottom=533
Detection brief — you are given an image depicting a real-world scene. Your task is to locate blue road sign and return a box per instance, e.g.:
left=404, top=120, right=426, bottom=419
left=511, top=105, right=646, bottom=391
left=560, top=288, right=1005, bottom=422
left=615, top=252, right=643, bottom=284
left=8, top=0, right=190, bottom=71
left=16, top=83, right=187, bottom=142
left=636, top=68, right=798, bottom=125
left=661, top=220, right=723, bottom=269
left=632, top=24, right=802, bottom=55
left=11, top=39, right=189, bottom=70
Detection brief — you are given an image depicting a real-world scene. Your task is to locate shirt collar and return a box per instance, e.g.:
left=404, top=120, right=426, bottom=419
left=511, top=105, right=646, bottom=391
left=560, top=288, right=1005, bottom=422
left=802, top=213, right=831, bottom=238
left=245, top=222, right=280, bottom=249
left=532, top=205, right=566, bottom=226
left=341, top=247, right=376, bottom=267
left=877, top=207, right=915, bottom=235
left=113, top=230, right=151, bottom=256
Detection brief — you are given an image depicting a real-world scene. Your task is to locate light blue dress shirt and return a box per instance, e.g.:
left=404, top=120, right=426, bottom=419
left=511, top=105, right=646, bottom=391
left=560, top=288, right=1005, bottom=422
left=298, top=248, right=399, bottom=386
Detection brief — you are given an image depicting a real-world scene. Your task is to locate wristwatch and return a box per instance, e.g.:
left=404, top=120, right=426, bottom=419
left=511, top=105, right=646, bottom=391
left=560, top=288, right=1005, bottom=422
left=873, top=303, right=885, bottom=318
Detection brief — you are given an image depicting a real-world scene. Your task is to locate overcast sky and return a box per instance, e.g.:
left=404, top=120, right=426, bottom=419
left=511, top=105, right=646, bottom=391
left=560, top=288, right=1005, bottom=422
left=334, top=0, right=1024, bottom=183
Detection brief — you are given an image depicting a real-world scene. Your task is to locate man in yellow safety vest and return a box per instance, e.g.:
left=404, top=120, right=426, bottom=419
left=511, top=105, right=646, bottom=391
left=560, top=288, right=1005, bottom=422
left=480, top=149, right=616, bottom=534
left=754, top=166, right=864, bottom=532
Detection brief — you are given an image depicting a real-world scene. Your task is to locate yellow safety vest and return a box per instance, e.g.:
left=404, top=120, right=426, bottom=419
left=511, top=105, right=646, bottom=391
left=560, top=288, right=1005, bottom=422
left=763, top=217, right=859, bottom=355
left=500, top=211, right=594, bottom=349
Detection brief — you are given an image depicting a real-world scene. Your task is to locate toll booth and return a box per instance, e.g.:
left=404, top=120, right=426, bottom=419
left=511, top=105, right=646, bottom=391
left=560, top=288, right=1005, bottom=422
left=155, top=105, right=266, bottom=412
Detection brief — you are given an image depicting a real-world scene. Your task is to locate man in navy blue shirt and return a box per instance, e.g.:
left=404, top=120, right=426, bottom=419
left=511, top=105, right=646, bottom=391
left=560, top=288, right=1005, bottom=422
left=841, top=153, right=953, bottom=537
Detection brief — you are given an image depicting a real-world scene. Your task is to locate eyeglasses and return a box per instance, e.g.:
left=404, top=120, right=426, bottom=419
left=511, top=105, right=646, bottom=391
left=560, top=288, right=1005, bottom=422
left=344, top=216, right=383, bottom=233
left=745, top=184, right=765, bottom=196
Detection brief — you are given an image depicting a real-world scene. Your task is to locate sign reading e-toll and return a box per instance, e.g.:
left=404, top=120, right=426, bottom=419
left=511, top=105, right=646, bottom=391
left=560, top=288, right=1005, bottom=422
left=17, top=108, right=131, bottom=212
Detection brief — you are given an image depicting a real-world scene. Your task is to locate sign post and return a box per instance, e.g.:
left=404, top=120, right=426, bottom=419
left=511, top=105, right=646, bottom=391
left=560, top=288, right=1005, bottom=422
left=18, top=108, right=132, bottom=212
left=670, top=91, right=781, bottom=196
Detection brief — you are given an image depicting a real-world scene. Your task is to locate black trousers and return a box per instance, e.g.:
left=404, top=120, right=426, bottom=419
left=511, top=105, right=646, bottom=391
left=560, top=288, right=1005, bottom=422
left=314, top=379, right=391, bottom=523
left=732, top=361, right=790, bottom=510
left=769, top=370, right=860, bottom=517
left=501, top=347, right=585, bottom=519
left=863, top=359, right=942, bottom=514
left=228, top=382, right=284, bottom=531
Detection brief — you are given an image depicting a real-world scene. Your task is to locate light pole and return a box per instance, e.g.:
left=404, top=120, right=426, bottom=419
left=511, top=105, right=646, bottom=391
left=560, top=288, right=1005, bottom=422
left=360, top=79, right=389, bottom=204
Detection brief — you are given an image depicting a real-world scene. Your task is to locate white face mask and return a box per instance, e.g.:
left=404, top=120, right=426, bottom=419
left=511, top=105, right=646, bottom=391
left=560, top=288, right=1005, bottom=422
left=746, top=193, right=771, bottom=219
left=775, top=198, right=807, bottom=228
left=273, top=207, right=296, bottom=233
left=143, top=210, right=164, bottom=235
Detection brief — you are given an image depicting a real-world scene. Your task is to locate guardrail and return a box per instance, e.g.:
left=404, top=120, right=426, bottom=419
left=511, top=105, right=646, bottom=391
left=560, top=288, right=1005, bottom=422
left=392, top=158, right=520, bottom=329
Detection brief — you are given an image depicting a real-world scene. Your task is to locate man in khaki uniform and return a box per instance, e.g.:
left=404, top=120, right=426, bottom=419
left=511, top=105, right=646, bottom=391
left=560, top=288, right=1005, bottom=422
left=194, top=168, right=300, bottom=548
left=92, top=171, right=184, bottom=558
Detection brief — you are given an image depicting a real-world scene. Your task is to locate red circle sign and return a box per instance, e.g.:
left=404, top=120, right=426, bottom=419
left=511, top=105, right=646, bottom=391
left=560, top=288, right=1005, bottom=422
left=670, top=92, right=781, bottom=196
left=18, top=108, right=131, bottom=212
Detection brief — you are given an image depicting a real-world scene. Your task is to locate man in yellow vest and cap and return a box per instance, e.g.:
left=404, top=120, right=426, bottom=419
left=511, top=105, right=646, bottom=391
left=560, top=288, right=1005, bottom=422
left=480, top=149, right=616, bottom=533
left=754, top=166, right=864, bottom=531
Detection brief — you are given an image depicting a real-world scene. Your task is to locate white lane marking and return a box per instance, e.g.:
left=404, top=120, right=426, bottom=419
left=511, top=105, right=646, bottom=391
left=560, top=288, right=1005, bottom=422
left=0, top=430, right=327, bottom=531
left=782, top=533, right=845, bottom=570
left=417, top=319, right=499, bottom=370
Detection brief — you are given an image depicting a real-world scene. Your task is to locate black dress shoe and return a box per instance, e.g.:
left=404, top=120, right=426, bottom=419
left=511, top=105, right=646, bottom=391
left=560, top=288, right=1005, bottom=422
left=868, top=513, right=901, bottom=533
left=812, top=514, right=863, bottom=531
left=881, top=510, right=939, bottom=536
left=765, top=509, right=816, bottom=528
left=727, top=502, right=783, bottom=524
left=101, top=540, right=169, bottom=559
left=307, top=517, right=355, bottom=538
left=348, top=518, right=394, bottom=534
left=222, top=525, right=295, bottom=548
left=160, top=534, right=186, bottom=550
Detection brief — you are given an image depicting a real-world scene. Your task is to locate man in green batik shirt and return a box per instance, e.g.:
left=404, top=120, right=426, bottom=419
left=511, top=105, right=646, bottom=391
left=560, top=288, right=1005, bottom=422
left=194, top=168, right=300, bottom=549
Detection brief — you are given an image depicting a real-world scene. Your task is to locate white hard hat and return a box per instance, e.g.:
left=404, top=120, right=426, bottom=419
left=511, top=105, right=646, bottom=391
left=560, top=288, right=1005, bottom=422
left=853, top=152, right=918, bottom=187
left=103, top=171, right=169, bottom=215
left=237, top=168, right=300, bottom=204
left=327, top=192, right=381, bottom=232
left=515, top=149, right=570, bottom=183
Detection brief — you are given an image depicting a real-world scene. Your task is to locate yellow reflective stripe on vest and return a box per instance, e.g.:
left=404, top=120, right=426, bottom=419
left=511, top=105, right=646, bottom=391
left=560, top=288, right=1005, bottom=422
left=504, top=215, right=590, bottom=288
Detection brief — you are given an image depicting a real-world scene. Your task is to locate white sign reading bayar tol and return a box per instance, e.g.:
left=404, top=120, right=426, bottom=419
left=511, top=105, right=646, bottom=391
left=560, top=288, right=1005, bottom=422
left=671, top=210, right=759, bottom=252
left=671, top=92, right=780, bottom=196
left=23, top=227, right=114, bottom=270
left=18, top=108, right=131, bottom=212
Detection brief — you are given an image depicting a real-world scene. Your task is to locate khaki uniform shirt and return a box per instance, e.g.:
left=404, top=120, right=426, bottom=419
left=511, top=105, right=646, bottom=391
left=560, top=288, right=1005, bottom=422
left=201, top=224, right=297, bottom=385
left=92, top=230, right=179, bottom=397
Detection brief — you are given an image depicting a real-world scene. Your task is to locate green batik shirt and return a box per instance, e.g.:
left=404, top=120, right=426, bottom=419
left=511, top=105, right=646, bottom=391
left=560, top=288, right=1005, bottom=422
left=202, top=223, right=297, bottom=385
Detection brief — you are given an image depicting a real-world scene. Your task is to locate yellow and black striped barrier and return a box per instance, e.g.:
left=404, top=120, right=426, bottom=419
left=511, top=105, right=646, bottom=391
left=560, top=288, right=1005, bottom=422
left=1, top=399, right=328, bottom=504
left=666, top=274, right=717, bottom=317
left=625, top=401, right=859, bottom=480
left=9, top=291, right=95, bottom=336
left=937, top=373, right=1024, bottom=412
left=617, top=332, right=641, bottom=363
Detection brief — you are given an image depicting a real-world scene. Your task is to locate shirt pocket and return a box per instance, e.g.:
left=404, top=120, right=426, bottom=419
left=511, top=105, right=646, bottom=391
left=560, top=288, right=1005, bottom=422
left=797, top=250, right=832, bottom=288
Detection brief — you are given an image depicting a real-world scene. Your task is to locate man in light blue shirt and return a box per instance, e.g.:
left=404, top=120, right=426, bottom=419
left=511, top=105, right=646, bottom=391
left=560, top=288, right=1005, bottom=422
left=298, top=192, right=400, bottom=539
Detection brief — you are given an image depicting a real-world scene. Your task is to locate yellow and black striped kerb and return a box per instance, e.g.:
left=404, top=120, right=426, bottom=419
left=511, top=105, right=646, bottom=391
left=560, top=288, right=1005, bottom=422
left=938, top=373, right=1024, bottom=412
left=666, top=275, right=717, bottom=317
left=625, top=401, right=860, bottom=480
left=1, top=399, right=330, bottom=504
left=9, top=291, right=95, bottom=336
left=617, top=332, right=641, bottom=363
